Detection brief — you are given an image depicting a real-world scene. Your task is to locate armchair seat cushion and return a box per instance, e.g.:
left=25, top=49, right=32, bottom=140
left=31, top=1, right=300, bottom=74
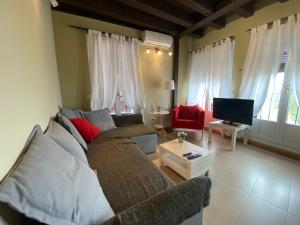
left=174, top=119, right=203, bottom=130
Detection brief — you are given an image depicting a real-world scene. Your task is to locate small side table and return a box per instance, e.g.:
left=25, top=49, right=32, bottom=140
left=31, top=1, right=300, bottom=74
left=149, top=110, right=170, bottom=139
left=208, top=120, right=249, bottom=151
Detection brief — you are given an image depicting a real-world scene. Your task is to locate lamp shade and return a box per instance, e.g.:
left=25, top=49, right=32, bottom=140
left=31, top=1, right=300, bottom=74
left=163, top=80, right=175, bottom=91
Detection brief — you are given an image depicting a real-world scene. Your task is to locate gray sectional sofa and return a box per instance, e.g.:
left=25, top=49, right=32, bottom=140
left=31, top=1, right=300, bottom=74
left=0, top=112, right=211, bottom=225
left=88, top=114, right=211, bottom=224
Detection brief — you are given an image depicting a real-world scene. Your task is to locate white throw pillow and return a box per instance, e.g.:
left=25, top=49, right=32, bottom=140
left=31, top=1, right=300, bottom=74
left=0, top=128, right=114, bottom=225
left=46, top=119, right=88, bottom=165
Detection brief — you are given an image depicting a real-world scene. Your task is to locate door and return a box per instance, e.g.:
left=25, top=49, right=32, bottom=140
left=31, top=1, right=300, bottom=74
left=250, top=69, right=300, bottom=154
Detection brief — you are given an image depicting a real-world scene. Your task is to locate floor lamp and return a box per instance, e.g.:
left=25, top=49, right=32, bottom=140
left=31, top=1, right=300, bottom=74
left=163, top=80, right=175, bottom=110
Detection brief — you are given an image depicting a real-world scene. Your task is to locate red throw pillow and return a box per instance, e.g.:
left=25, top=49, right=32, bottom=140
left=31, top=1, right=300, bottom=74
left=69, top=118, right=100, bottom=143
left=179, top=105, right=198, bottom=119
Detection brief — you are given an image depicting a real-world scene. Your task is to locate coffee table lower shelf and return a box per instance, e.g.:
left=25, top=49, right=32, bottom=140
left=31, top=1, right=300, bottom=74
left=159, top=140, right=213, bottom=180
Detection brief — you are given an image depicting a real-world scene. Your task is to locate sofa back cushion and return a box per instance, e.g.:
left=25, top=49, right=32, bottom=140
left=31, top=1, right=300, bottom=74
left=0, top=128, right=114, bottom=225
left=70, top=118, right=100, bottom=143
left=83, top=109, right=116, bottom=132
left=58, top=106, right=83, bottom=119
left=46, top=120, right=88, bottom=165
left=179, top=105, right=198, bottom=120
left=57, top=113, right=88, bottom=152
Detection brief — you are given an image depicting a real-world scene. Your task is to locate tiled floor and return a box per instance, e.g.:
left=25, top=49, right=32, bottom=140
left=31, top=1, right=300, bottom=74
left=149, top=132, right=300, bottom=225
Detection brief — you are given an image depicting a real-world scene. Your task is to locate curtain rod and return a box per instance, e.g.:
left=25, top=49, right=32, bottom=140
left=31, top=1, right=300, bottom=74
left=189, top=35, right=235, bottom=54
left=68, top=25, right=142, bottom=41
left=246, top=13, right=298, bottom=32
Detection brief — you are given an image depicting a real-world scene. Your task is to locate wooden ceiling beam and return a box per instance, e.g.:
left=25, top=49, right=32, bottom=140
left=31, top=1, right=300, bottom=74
left=114, top=0, right=193, bottom=28
left=218, top=0, right=254, bottom=18
left=189, top=29, right=204, bottom=38
left=57, top=0, right=180, bottom=36
left=175, top=0, right=226, bottom=29
left=178, top=0, right=252, bottom=38
left=209, top=17, right=226, bottom=29
left=175, top=0, right=213, bottom=16
left=234, top=2, right=254, bottom=18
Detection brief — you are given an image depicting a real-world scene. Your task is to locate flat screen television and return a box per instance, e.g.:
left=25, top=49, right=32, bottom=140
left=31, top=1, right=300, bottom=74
left=213, top=98, right=254, bottom=125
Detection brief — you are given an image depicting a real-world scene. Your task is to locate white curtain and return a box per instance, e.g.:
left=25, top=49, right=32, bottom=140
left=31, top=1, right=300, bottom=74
left=285, top=13, right=300, bottom=107
left=187, top=38, right=235, bottom=109
left=117, top=37, right=145, bottom=110
left=239, top=20, right=286, bottom=116
left=86, top=30, right=145, bottom=111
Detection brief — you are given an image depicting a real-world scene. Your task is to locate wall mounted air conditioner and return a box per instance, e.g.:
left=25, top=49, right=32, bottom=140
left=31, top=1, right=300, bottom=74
left=142, top=30, right=173, bottom=49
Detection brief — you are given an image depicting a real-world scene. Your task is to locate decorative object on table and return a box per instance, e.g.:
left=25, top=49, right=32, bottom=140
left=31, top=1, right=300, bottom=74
left=151, top=104, right=156, bottom=113
left=163, top=80, right=175, bottom=109
left=157, top=106, right=161, bottom=112
left=177, top=131, right=187, bottom=143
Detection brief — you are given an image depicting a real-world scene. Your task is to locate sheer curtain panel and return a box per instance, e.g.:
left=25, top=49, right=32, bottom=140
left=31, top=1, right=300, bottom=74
left=86, top=31, right=118, bottom=110
left=187, top=38, right=235, bottom=109
left=86, top=30, right=145, bottom=111
left=285, top=13, right=300, bottom=107
left=239, top=20, right=286, bottom=116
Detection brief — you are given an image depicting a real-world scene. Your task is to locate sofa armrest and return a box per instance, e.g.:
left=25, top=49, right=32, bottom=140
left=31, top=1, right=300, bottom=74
left=101, top=177, right=211, bottom=225
left=196, top=108, right=205, bottom=120
left=111, top=114, right=144, bottom=127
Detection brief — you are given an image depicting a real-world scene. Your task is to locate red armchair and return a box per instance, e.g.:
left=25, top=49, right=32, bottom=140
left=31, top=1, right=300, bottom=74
left=172, top=105, right=205, bottom=131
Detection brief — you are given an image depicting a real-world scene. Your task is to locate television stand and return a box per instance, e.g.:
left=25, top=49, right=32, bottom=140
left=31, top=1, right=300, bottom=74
left=208, top=120, right=249, bottom=151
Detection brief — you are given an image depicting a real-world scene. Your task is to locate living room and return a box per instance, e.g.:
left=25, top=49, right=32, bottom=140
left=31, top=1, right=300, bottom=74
left=0, top=0, right=300, bottom=225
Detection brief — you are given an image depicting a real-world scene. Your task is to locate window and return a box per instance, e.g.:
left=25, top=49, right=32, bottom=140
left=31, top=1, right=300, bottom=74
left=110, top=93, right=134, bottom=115
left=286, top=89, right=300, bottom=125
left=258, top=72, right=284, bottom=122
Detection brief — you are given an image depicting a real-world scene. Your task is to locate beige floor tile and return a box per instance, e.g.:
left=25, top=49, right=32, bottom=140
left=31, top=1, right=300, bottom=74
left=203, top=218, right=213, bottom=225
left=235, top=196, right=286, bottom=225
left=204, top=183, right=248, bottom=225
left=221, top=167, right=259, bottom=194
left=286, top=214, right=300, bottom=225
left=289, top=176, right=300, bottom=216
left=251, top=172, right=291, bottom=211
left=151, top=131, right=299, bottom=225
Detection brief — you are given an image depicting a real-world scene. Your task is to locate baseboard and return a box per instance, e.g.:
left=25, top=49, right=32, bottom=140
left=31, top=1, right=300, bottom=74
left=248, top=139, right=300, bottom=161
left=204, top=126, right=300, bottom=161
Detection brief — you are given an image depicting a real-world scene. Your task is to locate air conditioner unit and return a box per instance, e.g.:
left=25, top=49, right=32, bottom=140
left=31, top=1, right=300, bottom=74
left=142, top=30, right=173, bottom=49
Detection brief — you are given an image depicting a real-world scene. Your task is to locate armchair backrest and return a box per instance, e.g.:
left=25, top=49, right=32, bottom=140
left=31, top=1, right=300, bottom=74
left=178, top=105, right=199, bottom=120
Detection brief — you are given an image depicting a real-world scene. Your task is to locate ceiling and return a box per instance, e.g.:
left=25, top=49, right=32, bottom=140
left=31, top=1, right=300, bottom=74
left=53, top=0, right=288, bottom=39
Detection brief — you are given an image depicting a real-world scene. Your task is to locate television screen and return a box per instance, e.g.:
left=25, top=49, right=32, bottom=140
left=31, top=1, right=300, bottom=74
left=213, top=98, right=254, bottom=125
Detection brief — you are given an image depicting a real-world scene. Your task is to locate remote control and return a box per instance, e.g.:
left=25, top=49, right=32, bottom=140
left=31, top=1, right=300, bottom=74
left=182, top=152, right=192, bottom=157
left=187, top=154, right=202, bottom=160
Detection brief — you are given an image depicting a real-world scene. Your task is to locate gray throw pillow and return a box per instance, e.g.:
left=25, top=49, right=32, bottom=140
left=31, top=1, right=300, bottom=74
left=58, top=106, right=83, bottom=119
left=46, top=120, right=88, bottom=165
left=83, top=109, right=116, bottom=132
left=0, top=128, right=114, bottom=225
left=57, top=113, right=88, bottom=152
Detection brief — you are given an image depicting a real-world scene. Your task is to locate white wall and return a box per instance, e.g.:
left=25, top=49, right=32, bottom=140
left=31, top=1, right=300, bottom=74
left=0, top=0, right=62, bottom=183
left=0, top=0, right=62, bottom=223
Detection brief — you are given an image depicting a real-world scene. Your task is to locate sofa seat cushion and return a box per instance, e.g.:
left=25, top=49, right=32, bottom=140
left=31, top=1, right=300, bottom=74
left=87, top=138, right=174, bottom=213
left=91, top=124, right=157, bottom=144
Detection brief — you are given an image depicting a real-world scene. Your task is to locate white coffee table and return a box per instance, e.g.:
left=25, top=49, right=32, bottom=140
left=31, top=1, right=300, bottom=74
left=159, top=139, right=213, bottom=179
